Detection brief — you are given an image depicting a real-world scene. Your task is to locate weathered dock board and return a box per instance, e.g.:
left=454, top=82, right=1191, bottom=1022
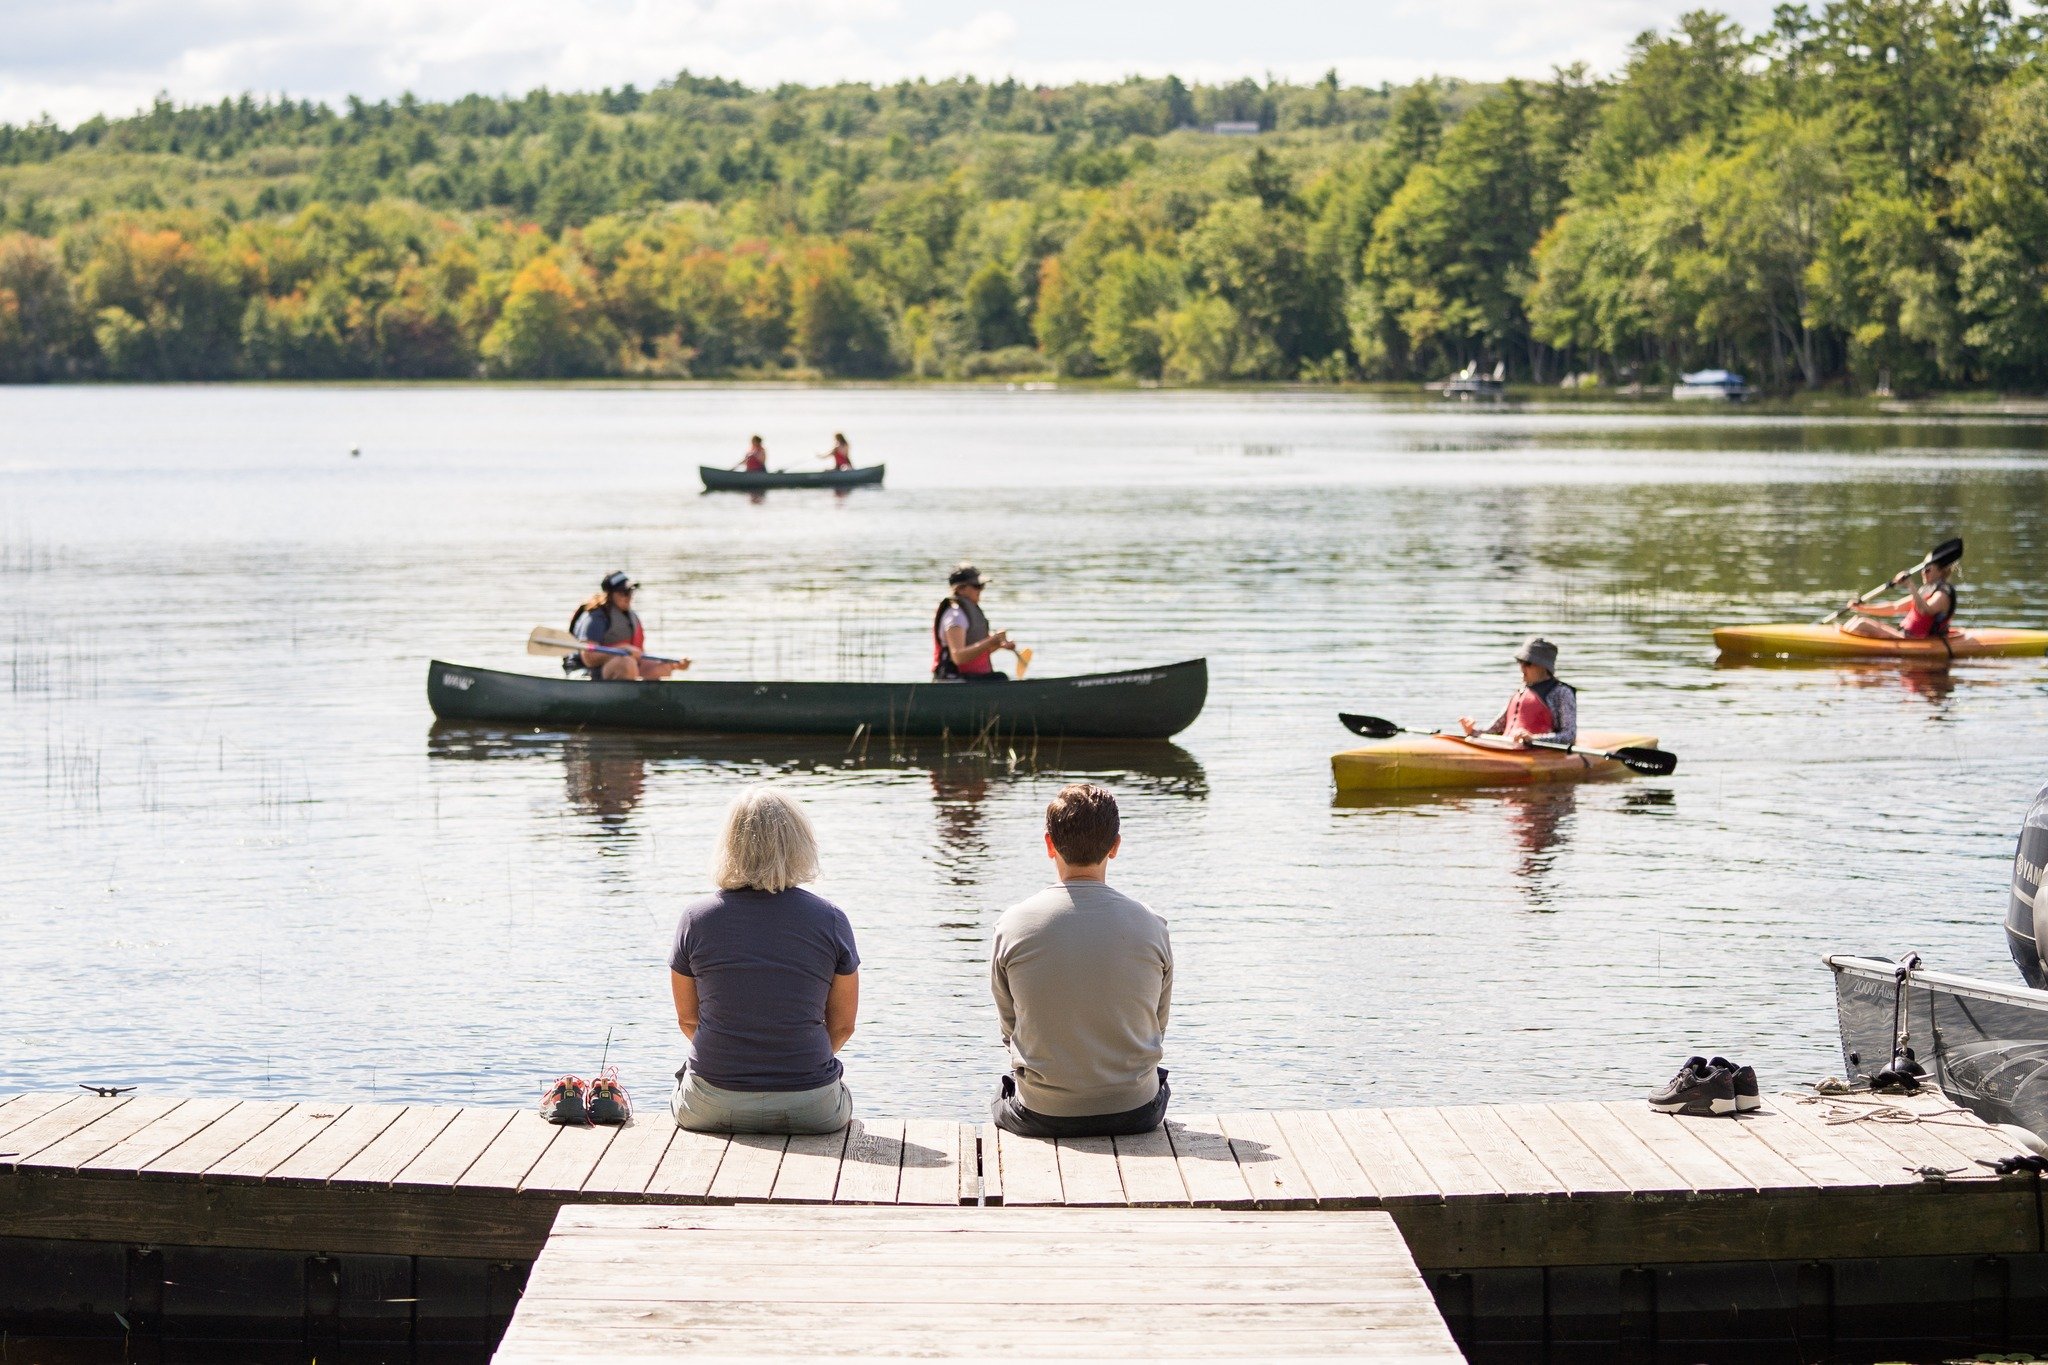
left=0, top=1088, right=2036, bottom=1268
left=491, top=1204, right=1465, bottom=1362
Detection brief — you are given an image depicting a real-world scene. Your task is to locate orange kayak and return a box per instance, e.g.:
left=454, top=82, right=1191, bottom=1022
left=1331, top=730, right=1660, bottom=793
left=1713, top=624, right=2048, bottom=662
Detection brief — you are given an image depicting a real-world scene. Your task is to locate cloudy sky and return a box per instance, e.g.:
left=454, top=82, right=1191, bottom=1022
left=3, top=0, right=1780, bottom=126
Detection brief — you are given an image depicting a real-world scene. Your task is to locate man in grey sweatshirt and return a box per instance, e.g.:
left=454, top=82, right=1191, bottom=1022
left=989, top=782, right=1173, bottom=1138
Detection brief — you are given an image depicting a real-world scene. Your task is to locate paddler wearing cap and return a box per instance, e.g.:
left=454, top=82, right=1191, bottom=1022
left=571, top=571, right=689, bottom=681
left=933, top=563, right=1015, bottom=682
left=1459, top=637, right=1576, bottom=748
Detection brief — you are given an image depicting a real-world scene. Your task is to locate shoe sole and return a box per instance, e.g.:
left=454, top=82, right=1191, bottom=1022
left=1649, top=1097, right=1738, bottom=1116
left=1735, top=1096, right=1761, bottom=1112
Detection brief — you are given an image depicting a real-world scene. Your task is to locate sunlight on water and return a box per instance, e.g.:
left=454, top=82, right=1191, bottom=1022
left=2, top=384, right=2045, bottom=1116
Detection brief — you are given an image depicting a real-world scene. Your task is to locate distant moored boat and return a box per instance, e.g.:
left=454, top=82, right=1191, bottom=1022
left=1672, top=369, right=1749, bottom=401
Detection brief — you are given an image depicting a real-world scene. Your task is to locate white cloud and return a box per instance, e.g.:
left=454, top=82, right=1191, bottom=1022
left=917, top=10, right=1019, bottom=71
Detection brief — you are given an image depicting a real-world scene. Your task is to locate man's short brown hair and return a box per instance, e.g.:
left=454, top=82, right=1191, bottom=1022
left=1045, top=782, right=1119, bottom=865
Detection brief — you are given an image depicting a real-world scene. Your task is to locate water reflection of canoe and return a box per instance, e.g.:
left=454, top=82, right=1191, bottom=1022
left=426, top=658, right=1207, bottom=740
left=700, top=464, right=885, bottom=492
left=1331, top=730, right=1659, bottom=793
left=1714, top=623, right=2048, bottom=661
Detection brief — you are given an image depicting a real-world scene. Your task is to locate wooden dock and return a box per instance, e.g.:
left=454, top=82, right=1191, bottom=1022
left=494, top=1205, right=1465, bottom=1362
left=5, top=1086, right=2047, bottom=1357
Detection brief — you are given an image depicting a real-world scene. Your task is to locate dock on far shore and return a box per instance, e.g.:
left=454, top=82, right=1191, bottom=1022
left=1, top=1087, right=2043, bottom=1360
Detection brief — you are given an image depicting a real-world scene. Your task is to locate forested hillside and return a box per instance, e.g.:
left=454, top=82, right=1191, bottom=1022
left=2, top=3, right=2045, bottom=391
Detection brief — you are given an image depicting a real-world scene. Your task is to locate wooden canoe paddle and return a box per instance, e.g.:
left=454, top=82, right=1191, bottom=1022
left=1336, top=713, right=1677, bottom=776
left=1820, top=536, right=1963, bottom=625
left=527, top=626, right=688, bottom=667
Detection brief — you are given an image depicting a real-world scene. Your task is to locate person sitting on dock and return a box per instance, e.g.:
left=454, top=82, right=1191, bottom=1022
left=573, top=572, right=684, bottom=681
left=1459, top=636, right=1576, bottom=748
left=669, top=786, right=859, bottom=1135
left=933, top=563, right=1013, bottom=682
left=827, top=432, right=853, bottom=470
left=989, top=782, right=1173, bottom=1139
left=737, top=435, right=769, bottom=472
left=1841, top=557, right=1958, bottom=640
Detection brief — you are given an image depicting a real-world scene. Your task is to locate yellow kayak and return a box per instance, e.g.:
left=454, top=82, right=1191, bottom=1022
left=1713, top=624, right=2048, bottom=662
left=1331, top=731, right=1661, bottom=793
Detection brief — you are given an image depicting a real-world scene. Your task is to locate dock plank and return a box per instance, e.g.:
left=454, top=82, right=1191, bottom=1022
left=1734, top=1104, right=1889, bottom=1187
left=1602, top=1102, right=1751, bottom=1190
left=1219, top=1110, right=1320, bottom=1207
left=521, top=1122, right=621, bottom=1194
left=144, top=1101, right=295, bottom=1177
left=79, top=1097, right=238, bottom=1174
left=1544, top=1103, right=1691, bottom=1194
left=0, top=1094, right=79, bottom=1147
left=1383, top=1106, right=1504, bottom=1200
left=992, top=1127, right=1063, bottom=1206
left=706, top=1132, right=788, bottom=1202
left=265, top=1103, right=406, bottom=1184
left=494, top=1205, right=1464, bottom=1362
left=583, top=1118, right=677, bottom=1197
left=1272, top=1109, right=1378, bottom=1205
left=646, top=1128, right=730, bottom=1199
left=1053, top=1136, right=1126, bottom=1206
left=396, top=1106, right=515, bottom=1189
left=14, top=1097, right=184, bottom=1171
left=835, top=1119, right=906, bottom=1205
left=1166, top=1116, right=1255, bottom=1207
left=896, top=1119, right=964, bottom=1207
left=207, top=1103, right=350, bottom=1182
left=1112, top=1124, right=1189, bottom=1206
left=330, top=1105, right=461, bottom=1186
left=769, top=1127, right=849, bottom=1202
left=1328, top=1108, right=1438, bottom=1202
left=1486, top=1103, right=1631, bottom=1195
left=1765, top=1095, right=1929, bottom=1186
left=0, top=1097, right=129, bottom=1167
left=1439, top=1104, right=1569, bottom=1198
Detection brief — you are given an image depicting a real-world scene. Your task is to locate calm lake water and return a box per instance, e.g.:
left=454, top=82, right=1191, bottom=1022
left=2, top=384, right=2046, bottom=1119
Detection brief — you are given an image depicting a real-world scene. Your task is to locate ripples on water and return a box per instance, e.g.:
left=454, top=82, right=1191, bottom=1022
left=1, top=385, right=2045, bottom=1116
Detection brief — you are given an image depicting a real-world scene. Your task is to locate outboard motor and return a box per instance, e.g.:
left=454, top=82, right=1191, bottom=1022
left=2006, top=783, right=2048, bottom=988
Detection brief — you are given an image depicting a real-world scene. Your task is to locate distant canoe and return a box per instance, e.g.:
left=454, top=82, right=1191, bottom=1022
left=701, top=464, right=885, bottom=492
left=426, top=657, right=1208, bottom=740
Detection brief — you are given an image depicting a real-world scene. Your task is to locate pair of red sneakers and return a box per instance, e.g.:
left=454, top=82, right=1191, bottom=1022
left=540, top=1067, right=631, bottom=1125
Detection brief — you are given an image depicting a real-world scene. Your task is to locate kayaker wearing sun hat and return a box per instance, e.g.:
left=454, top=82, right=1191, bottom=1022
left=571, top=571, right=687, bottom=681
left=933, top=563, right=1014, bottom=682
left=1459, top=637, right=1576, bottom=748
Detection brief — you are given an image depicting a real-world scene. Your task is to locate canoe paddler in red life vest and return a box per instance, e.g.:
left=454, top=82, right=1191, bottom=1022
left=1459, top=636, right=1577, bottom=748
left=572, top=572, right=689, bottom=681
left=828, top=433, right=853, bottom=470
left=1841, top=557, right=1959, bottom=640
left=933, top=563, right=1015, bottom=683
left=737, top=436, right=769, bottom=473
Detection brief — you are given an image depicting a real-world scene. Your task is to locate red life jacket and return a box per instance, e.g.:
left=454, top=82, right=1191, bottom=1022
left=744, top=450, right=768, bottom=471
left=1505, top=678, right=1572, bottom=735
left=932, top=594, right=993, bottom=678
left=1900, top=582, right=1957, bottom=639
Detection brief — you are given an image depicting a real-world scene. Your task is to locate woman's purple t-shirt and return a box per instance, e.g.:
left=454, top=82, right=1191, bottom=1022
left=669, top=887, right=859, bottom=1092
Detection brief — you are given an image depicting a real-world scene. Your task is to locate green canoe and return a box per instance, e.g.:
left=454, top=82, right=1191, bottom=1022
left=700, top=464, right=885, bottom=492
left=425, top=658, right=1207, bottom=740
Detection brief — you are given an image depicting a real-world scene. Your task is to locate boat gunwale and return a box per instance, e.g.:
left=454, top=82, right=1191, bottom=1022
left=1825, top=952, right=2048, bottom=1011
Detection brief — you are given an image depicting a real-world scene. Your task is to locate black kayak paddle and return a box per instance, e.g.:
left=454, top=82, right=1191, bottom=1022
left=1337, top=712, right=1678, bottom=777
left=1821, top=536, right=1963, bottom=625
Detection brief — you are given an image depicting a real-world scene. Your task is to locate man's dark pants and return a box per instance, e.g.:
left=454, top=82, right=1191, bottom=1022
left=990, top=1069, right=1170, bottom=1138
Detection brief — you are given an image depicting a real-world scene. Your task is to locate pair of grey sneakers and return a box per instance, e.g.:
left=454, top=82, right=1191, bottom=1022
left=1649, top=1055, right=1760, bottom=1116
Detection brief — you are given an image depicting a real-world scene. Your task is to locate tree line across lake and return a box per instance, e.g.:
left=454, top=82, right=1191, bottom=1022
left=2, top=3, right=2046, bottom=393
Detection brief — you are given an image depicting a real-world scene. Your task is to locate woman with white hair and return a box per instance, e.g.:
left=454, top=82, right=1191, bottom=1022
left=668, top=786, right=859, bottom=1133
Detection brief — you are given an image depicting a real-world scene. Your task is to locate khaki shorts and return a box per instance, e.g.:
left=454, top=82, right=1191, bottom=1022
left=670, top=1068, right=853, bottom=1135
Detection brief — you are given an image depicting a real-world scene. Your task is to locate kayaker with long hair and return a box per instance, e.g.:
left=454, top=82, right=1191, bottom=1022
left=572, top=571, right=687, bottom=681
left=1459, top=636, right=1576, bottom=748
left=933, top=562, right=1014, bottom=682
left=1840, top=557, right=1958, bottom=640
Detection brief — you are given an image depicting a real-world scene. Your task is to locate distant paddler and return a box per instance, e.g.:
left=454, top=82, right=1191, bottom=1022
left=933, top=562, right=1022, bottom=682
left=824, top=433, right=854, bottom=470
left=1837, top=544, right=1960, bottom=641
left=1459, top=636, right=1576, bottom=748
left=571, top=571, right=689, bottom=681
left=735, top=435, right=769, bottom=473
